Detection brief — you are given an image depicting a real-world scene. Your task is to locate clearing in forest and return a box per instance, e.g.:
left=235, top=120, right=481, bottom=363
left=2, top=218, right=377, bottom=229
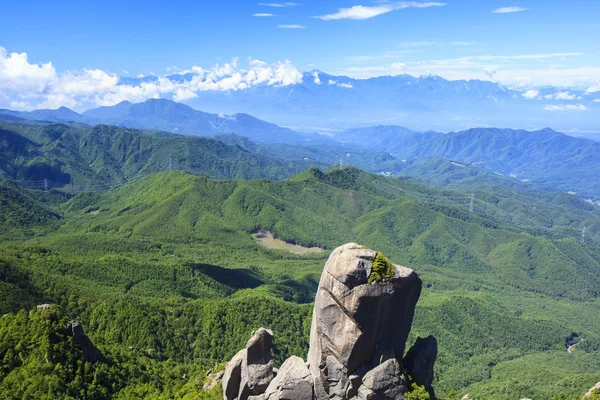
left=251, top=230, right=325, bottom=255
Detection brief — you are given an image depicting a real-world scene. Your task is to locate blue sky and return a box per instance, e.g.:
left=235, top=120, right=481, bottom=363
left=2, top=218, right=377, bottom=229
left=1, top=0, right=599, bottom=109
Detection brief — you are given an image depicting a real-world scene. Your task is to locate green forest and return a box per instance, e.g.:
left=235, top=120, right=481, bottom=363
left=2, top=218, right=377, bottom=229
left=2, top=121, right=600, bottom=399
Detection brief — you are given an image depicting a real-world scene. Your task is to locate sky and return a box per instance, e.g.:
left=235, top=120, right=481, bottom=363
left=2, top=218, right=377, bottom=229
left=1, top=0, right=599, bottom=110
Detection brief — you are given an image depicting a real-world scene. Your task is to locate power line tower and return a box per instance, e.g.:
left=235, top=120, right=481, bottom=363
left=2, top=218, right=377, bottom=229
left=469, top=193, right=475, bottom=212
left=581, top=226, right=586, bottom=244
left=169, top=157, right=173, bottom=172
left=339, top=156, right=343, bottom=169
left=44, top=178, right=48, bottom=192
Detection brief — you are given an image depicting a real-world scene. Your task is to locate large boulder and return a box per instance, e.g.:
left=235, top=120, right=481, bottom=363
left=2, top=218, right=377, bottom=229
left=307, top=243, right=422, bottom=399
left=263, top=356, right=313, bottom=400
left=403, top=336, right=438, bottom=398
left=356, top=358, right=407, bottom=400
left=238, top=328, right=275, bottom=400
left=223, top=348, right=246, bottom=400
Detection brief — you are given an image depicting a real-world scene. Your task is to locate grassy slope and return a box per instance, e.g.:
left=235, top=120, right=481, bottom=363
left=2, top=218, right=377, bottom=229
left=1, top=168, right=600, bottom=398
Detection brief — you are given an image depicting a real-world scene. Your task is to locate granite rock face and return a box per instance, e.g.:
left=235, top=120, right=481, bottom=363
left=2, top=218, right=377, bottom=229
left=223, top=328, right=275, bottom=400
left=222, top=243, right=435, bottom=400
left=307, top=243, right=422, bottom=399
left=403, top=336, right=438, bottom=398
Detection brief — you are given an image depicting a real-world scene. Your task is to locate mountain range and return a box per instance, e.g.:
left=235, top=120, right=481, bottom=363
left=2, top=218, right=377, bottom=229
left=119, top=71, right=600, bottom=133
left=2, top=99, right=600, bottom=201
left=0, top=99, right=330, bottom=146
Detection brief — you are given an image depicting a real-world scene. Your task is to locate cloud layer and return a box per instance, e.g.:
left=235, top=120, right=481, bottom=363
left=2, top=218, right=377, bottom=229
left=492, top=6, right=527, bottom=13
left=314, top=2, right=445, bottom=20
left=0, top=47, right=303, bottom=110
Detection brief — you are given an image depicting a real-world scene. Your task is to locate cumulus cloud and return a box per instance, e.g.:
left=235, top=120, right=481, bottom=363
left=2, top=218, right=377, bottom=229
left=522, top=90, right=540, bottom=99
left=0, top=46, right=304, bottom=110
left=314, top=2, right=445, bottom=20
left=313, top=71, right=321, bottom=84
left=277, top=24, right=306, bottom=28
left=593, top=99, right=600, bottom=103
left=586, top=85, right=600, bottom=93
left=543, top=104, right=588, bottom=111
left=544, top=91, right=577, bottom=100
left=328, top=79, right=337, bottom=85
left=339, top=82, right=353, bottom=88
left=493, top=6, right=527, bottom=13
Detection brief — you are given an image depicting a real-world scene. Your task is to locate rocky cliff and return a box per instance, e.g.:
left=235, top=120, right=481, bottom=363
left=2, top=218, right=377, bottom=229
left=222, top=243, right=437, bottom=400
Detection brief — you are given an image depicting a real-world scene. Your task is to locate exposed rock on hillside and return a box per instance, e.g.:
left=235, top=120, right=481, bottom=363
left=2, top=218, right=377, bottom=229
left=223, top=328, right=275, bottom=400
left=67, top=320, right=99, bottom=362
left=223, top=243, right=436, bottom=400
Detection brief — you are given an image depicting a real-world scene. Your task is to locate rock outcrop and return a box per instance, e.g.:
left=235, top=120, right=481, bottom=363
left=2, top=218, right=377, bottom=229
left=222, top=243, right=437, bottom=400
left=308, top=243, right=422, bottom=399
left=223, top=328, right=275, bottom=400
left=67, top=320, right=99, bottom=362
left=403, top=336, right=438, bottom=398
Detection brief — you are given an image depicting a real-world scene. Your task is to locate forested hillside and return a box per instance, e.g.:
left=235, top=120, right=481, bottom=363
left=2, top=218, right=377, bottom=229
left=337, top=126, right=600, bottom=200
left=0, top=120, right=322, bottom=186
left=1, top=166, right=600, bottom=399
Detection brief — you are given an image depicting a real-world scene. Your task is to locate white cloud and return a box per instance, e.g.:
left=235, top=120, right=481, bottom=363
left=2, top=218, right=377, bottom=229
left=493, top=6, right=527, bottom=13
left=313, top=71, right=321, bottom=84
left=343, top=52, right=598, bottom=87
left=339, top=82, right=353, bottom=88
left=544, top=91, right=577, bottom=100
left=328, top=79, right=337, bottom=85
left=522, top=89, right=540, bottom=99
left=253, top=13, right=274, bottom=17
left=543, top=104, right=588, bottom=111
left=258, top=2, right=297, bottom=6
left=593, top=99, right=600, bottom=103
left=586, top=85, right=600, bottom=93
left=314, top=2, right=445, bottom=20
left=0, top=46, right=304, bottom=110
left=277, top=24, right=306, bottom=29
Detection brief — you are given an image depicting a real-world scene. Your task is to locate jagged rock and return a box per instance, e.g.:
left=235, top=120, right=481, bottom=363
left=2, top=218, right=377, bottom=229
left=262, top=356, right=313, bottom=400
left=238, top=328, right=275, bottom=400
left=204, top=370, right=225, bottom=391
left=307, top=243, right=422, bottom=399
left=223, top=348, right=246, bottom=400
left=584, top=382, right=600, bottom=398
left=356, top=358, right=407, bottom=400
left=67, top=321, right=99, bottom=362
left=403, top=336, right=438, bottom=397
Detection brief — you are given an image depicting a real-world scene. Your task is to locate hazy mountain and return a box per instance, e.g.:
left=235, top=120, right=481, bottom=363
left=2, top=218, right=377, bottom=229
left=118, top=71, right=600, bottom=132
left=1, top=99, right=334, bottom=146
left=81, top=98, right=331, bottom=145
left=341, top=125, right=600, bottom=200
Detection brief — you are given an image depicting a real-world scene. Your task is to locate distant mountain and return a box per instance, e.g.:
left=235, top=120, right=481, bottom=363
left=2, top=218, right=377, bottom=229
left=341, top=125, right=600, bottom=200
left=81, top=98, right=331, bottom=145
left=0, top=120, right=325, bottom=185
left=1, top=99, right=334, bottom=146
left=116, top=70, right=599, bottom=132
left=0, top=106, right=84, bottom=123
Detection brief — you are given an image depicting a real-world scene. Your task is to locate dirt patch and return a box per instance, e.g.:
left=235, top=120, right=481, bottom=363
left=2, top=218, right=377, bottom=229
left=251, top=230, right=325, bottom=255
